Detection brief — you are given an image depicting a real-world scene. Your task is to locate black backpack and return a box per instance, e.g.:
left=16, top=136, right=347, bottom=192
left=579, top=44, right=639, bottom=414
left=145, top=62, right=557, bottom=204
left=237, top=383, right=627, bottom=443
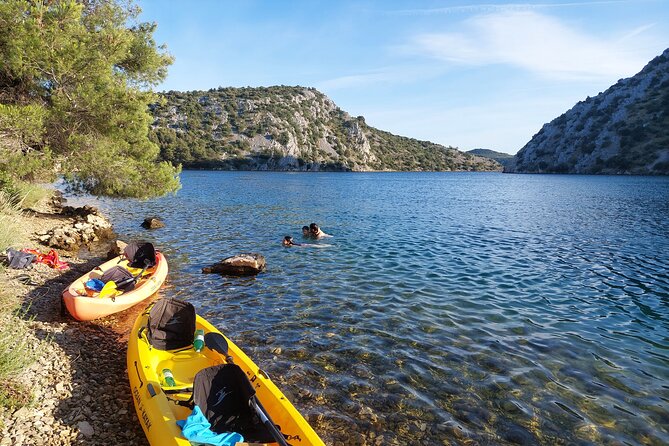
left=124, top=241, right=156, bottom=268
left=193, top=364, right=274, bottom=442
left=146, top=297, right=196, bottom=350
left=100, top=266, right=136, bottom=291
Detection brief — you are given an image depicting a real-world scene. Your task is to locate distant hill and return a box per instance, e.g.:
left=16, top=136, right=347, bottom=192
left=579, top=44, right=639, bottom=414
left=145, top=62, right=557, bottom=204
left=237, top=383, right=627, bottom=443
left=466, top=149, right=514, bottom=168
left=507, top=48, right=669, bottom=174
left=149, top=86, right=500, bottom=172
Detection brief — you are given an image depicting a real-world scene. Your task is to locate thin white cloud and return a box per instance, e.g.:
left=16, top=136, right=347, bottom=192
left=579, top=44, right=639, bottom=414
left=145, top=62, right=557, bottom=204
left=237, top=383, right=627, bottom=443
left=618, top=23, right=656, bottom=42
left=406, top=11, right=652, bottom=80
left=315, top=71, right=398, bottom=90
left=388, top=1, right=637, bottom=16
left=315, top=65, right=444, bottom=91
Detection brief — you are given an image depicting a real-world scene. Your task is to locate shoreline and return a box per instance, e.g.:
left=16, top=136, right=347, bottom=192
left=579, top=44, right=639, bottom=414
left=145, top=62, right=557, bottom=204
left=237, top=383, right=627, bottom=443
left=0, top=201, right=149, bottom=446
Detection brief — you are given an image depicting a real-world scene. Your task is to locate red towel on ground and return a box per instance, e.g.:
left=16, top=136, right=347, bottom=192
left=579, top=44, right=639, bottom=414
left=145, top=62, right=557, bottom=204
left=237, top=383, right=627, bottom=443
left=21, top=248, right=69, bottom=270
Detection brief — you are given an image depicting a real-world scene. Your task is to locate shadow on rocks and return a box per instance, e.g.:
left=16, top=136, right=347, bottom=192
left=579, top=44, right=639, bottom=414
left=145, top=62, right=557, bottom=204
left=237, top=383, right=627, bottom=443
left=18, top=255, right=150, bottom=446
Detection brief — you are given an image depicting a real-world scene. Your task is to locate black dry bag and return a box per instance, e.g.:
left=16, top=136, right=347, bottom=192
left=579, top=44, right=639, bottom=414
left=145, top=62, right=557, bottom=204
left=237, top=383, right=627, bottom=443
left=146, top=297, right=196, bottom=350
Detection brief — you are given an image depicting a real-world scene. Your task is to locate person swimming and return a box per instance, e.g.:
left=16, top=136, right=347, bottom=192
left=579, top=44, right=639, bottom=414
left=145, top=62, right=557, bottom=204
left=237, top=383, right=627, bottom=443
left=283, top=235, right=332, bottom=248
left=302, top=226, right=310, bottom=237
left=283, top=236, right=302, bottom=247
left=309, top=223, right=331, bottom=239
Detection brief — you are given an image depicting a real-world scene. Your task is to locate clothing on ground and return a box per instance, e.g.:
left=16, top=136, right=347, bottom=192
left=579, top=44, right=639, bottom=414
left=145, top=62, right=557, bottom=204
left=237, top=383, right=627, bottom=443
left=21, top=248, right=69, bottom=270
left=6, top=248, right=36, bottom=269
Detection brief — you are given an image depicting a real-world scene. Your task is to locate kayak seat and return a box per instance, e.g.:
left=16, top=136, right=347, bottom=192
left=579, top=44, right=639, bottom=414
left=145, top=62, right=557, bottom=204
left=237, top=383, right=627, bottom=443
left=147, top=297, right=196, bottom=350
left=193, top=364, right=275, bottom=443
left=124, top=241, right=157, bottom=268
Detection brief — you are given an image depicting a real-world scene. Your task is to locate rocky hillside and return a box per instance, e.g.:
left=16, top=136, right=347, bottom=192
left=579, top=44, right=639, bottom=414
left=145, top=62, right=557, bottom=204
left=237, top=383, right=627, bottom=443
left=149, top=86, right=500, bottom=172
left=466, top=149, right=515, bottom=168
left=507, top=48, right=669, bottom=174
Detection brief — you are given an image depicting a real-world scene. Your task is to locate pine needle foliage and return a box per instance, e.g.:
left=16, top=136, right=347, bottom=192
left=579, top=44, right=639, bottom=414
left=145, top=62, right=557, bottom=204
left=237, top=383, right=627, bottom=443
left=0, top=0, right=181, bottom=198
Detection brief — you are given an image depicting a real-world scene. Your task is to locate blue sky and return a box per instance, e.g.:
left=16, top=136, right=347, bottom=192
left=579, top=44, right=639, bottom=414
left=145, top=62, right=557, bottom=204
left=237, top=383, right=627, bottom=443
left=138, top=0, right=669, bottom=155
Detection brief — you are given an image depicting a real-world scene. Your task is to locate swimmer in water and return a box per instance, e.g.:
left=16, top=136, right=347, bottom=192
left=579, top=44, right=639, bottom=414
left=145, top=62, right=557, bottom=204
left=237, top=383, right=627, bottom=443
left=283, top=235, right=332, bottom=249
left=309, top=223, right=332, bottom=239
left=282, top=236, right=302, bottom=247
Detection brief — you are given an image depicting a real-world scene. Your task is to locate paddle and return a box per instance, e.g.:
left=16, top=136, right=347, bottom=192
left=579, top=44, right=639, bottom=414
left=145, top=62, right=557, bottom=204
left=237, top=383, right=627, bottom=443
left=204, top=333, right=289, bottom=446
left=116, top=263, right=149, bottom=289
left=98, top=262, right=150, bottom=299
left=204, top=332, right=233, bottom=364
left=98, top=280, right=118, bottom=299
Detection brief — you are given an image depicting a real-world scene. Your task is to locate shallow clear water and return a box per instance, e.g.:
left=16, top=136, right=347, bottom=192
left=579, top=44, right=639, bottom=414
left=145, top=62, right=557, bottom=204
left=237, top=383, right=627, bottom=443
left=94, top=171, right=669, bottom=445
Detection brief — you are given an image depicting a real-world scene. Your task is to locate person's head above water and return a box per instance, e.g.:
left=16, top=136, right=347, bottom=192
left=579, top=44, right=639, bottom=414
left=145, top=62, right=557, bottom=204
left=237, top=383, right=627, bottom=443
left=283, top=235, right=303, bottom=247
left=308, top=223, right=331, bottom=238
left=302, top=226, right=310, bottom=236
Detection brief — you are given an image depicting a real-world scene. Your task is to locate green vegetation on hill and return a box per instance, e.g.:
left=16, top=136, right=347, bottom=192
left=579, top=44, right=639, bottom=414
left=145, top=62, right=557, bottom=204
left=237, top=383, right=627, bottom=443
left=150, top=87, right=500, bottom=172
left=466, top=149, right=514, bottom=168
left=0, top=0, right=180, bottom=198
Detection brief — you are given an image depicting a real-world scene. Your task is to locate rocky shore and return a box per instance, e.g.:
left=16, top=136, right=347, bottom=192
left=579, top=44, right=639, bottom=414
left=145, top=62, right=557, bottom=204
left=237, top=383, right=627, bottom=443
left=0, top=201, right=149, bottom=445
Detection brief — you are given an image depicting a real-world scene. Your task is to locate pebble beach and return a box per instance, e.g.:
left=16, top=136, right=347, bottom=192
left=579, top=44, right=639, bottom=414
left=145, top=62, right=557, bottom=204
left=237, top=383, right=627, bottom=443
left=0, top=203, right=148, bottom=446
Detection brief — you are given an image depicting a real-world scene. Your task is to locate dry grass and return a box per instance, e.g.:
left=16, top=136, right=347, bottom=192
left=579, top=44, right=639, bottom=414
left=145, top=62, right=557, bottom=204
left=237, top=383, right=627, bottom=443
left=0, top=191, right=28, bottom=253
left=0, top=312, right=34, bottom=379
left=0, top=283, right=35, bottom=411
left=0, top=185, right=50, bottom=410
left=16, top=183, right=52, bottom=210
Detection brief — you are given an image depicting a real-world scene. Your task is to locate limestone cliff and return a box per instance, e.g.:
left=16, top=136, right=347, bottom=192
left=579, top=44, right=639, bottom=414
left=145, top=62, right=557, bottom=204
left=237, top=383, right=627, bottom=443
left=149, top=86, right=500, bottom=172
left=508, top=48, right=669, bottom=174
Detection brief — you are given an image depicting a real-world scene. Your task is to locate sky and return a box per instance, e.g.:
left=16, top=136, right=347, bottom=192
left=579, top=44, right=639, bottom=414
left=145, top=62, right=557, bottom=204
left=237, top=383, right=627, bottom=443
left=138, top=0, right=669, bottom=155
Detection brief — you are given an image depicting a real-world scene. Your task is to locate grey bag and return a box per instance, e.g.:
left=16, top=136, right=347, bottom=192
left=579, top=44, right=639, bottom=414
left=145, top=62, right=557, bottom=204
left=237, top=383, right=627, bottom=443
left=6, top=249, right=36, bottom=269
left=100, top=266, right=136, bottom=291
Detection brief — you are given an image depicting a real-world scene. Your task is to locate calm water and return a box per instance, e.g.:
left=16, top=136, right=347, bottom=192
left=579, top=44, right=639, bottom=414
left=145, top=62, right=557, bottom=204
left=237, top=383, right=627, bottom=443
left=94, top=171, right=669, bottom=445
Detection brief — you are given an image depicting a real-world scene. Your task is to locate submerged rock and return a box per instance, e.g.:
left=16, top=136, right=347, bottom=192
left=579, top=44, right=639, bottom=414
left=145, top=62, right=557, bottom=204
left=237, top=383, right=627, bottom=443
left=141, top=217, right=165, bottom=229
left=202, top=253, right=266, bottom=276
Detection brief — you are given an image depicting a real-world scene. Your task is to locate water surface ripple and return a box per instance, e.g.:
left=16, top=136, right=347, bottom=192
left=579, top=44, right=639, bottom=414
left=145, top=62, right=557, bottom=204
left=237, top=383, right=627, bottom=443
left=96, top=172, right=669, bottom=445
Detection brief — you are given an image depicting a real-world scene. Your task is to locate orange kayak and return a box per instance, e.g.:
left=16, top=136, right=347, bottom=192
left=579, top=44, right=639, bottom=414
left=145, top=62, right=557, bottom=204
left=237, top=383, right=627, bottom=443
left=62, top=252, right=168, bottom=321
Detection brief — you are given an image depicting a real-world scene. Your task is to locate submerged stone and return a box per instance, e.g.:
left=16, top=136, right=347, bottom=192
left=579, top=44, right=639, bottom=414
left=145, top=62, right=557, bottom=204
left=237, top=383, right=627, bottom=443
left=141, top=217, right=165, bottom=229
left=202, top=253, right=266, bottom=276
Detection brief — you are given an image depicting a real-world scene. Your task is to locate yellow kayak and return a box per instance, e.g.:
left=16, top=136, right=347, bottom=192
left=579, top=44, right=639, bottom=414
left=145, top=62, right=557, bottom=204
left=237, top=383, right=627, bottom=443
left=127, top=302, right=325, bottom=446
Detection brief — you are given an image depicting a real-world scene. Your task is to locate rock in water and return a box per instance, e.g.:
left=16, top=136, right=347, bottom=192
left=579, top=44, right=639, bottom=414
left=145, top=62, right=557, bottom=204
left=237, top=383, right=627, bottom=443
left=141, top=217, right=165, bottom=229
left=202, top=253, right=266, bottom=276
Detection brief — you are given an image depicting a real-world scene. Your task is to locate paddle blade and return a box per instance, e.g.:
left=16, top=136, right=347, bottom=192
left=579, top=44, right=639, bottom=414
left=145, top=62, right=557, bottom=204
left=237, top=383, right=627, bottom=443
left=204, top=332, right=231, bottom=359
left=99, top=281, right=117, bottom=298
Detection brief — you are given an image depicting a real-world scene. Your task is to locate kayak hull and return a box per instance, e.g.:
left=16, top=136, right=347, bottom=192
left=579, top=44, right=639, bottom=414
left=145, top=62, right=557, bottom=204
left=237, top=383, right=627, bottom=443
left=62, top=252, right=168, bottom=321
left=127, top=307, right=325, bottom=446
